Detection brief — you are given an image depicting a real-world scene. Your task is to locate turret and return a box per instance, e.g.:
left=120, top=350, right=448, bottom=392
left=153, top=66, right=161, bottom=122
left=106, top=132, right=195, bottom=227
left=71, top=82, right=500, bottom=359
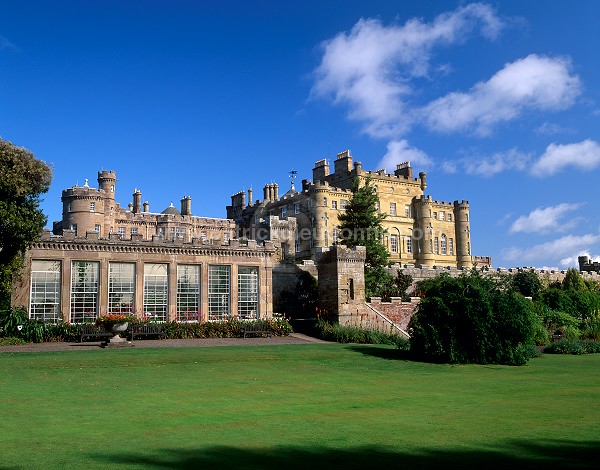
left=453, top=200, right=473, bottom=268
left=143, top=201, right=149, bottom=213
left=415, top=196, right=435, bottom=266
left=419, top=172, right=427, bottom=191
left=97, top=170, right=116, bottom=198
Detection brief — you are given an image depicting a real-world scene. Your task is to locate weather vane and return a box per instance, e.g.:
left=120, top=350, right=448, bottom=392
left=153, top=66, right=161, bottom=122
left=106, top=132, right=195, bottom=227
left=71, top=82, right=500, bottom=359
left=289, top=169, right=297, bottom=190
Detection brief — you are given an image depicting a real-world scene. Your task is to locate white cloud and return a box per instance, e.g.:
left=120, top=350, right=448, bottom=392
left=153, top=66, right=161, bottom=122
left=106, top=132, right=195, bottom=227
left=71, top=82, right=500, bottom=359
left=377, top=140, right=434, bottom=171
left=509, top=203, right=583, bottom=234
left=560, top=251, right=600, bottom=268
left=535, top=122, right=572, bottom=135
left=422, top=54, right=581, bottom=135
left=530, top=139, right=600, bottom=177
left=459, top=148, right=531, bottom=177
left=311, top=3, right=504, bottom=138
left=502, top=234, right=600, bottom=263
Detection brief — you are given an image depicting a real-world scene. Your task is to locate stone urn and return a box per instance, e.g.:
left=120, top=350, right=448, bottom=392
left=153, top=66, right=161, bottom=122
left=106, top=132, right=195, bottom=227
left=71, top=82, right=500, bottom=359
left=107, top=322, right=129, bottom=343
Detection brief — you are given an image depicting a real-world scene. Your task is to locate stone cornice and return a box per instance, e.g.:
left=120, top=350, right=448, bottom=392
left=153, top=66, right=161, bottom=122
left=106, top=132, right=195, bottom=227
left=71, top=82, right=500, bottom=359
left=31, top=239, right=276, bottom=259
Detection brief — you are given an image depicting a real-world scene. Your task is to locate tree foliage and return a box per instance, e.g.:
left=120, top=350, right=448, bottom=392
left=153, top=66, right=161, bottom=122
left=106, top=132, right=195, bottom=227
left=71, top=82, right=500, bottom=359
left=337, top=177, right=394, bottom=299
left=409, top=271, right=540, bottom=365
left=511, top=271, right=543, bottom=299
left=0, top=138, right=52, bottom=307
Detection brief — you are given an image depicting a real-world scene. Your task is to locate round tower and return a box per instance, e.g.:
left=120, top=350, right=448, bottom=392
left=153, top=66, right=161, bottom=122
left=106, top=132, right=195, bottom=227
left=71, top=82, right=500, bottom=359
left=415, top=196, right=435, bottom=266
left=453, top=200, right=473, bottom=268
left=311, top=181, right=329, bottom=250
left=97, top=170, right=116, bottom=198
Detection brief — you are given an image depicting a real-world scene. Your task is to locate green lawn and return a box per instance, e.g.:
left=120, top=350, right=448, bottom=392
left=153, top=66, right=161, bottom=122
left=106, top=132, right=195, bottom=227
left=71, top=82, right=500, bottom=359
left=0, top=344, right=598, bottom=469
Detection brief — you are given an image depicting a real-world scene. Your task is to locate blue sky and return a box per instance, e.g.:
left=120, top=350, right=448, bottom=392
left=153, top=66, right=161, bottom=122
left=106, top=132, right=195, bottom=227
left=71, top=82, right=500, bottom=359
left=1, top=1, right=599, bottom=269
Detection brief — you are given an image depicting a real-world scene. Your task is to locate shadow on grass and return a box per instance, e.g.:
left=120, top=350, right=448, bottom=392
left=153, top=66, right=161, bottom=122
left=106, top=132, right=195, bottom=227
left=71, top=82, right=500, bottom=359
left=88, top=440, right=599, bottom=469
left=346, top=344, right=412, bottom=360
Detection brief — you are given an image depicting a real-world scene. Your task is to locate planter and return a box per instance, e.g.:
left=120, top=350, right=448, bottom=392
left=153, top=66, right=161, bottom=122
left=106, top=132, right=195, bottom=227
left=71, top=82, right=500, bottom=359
left=105, top=321, right=129, bottom=344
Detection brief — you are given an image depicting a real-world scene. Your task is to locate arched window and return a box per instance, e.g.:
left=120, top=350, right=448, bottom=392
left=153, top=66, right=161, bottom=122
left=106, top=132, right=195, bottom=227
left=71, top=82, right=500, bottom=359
left=441, top=234, right=447, bottom=255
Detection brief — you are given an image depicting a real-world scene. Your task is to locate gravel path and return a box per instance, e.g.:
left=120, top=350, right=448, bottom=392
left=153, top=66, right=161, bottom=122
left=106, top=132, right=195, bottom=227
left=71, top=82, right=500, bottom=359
left=0, top=333, right=332, bottom=353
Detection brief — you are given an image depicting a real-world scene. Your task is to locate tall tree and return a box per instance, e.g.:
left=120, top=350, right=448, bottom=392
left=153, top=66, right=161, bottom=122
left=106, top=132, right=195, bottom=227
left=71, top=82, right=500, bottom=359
left=0, top=139, right=52, bottom=307
left=338, top=176, right=391, bottom=299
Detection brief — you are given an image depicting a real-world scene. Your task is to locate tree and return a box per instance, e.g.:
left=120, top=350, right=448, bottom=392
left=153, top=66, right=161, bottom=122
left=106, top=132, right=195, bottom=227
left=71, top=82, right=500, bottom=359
left=0, top=139, right=52, bottom=308
left=511, top=271, right=543, bottom=299
left=562, top=268, right=587, bottom=291
left=409, top=271, right=540, bottom=365
left=337, top=177, right=391, bottom=299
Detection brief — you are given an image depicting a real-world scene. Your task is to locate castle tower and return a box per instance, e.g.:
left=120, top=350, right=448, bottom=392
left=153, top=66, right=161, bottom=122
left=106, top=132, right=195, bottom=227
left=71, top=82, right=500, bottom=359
left=312, top=182, right=329, bottom=251
left=97, top=170, right=116, bottom=197
left=415, top=196, right=435, bottom=266
left=454, top=200, right=473, bottom=268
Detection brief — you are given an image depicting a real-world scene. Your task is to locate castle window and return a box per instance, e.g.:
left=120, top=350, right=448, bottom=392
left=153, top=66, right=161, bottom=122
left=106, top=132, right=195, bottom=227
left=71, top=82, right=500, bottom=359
left=390, top=187, right=394, bottom=193
left=281, top=207, right=287, bottom=219
left=200, top=231, right=207, bottom=242
left=67, top=202, right=72, bottom=212
left=449, top=238, right=454, bottom=256
left=405, top=205, right=411, bottom=218
left=294, top=203, right=300, bottom=214
left=333, top=228, right=338, bottom=245
left=375, top=201, right=380, bottom=213
left=94, top=224, right=101, bottom=234
left=332, top=200, right=337, bottom=210
left=70, top=224, right=77, bottom=234
left=177, top=265, right=200, bottom=322
left=170, top=227, right=186, bottom=240
left=131, top=228, right=138, bottom=236
left=111, top=185, right=114, bottom=192
left=118, top=227, right=126, bottom=239
left=340, top=200, right=347, bottom=210
left=429, top=239, right=433, bottom=253
left=466, top=213, right=469, bottom=222
left=389, top=203, right=397, bottom=216
left=323, top=197, right=327, bottom=207
left=238, top=266, right=259, bottom=320
left=144, top=263, right=168, bottom=322
left=433, top=212, right=437, bottom=220
left=391, top=234, right=398, bottom=253
left=110, top=207, right=114, bottom=216
left=434, top=236, right=439, bottom=254
left=467, top=242, right=471, bottom=256
left=441, top=234, right=447, bottom=255
left=439, top=211, right=445, bottom=221
left=223, top=232, right=229, bottom=243
left=70, top=261, right=99, bottom=323
left=295, top=238, right=300, bottom=253
left=29, top=260, right=61, bottom=322
left=90, top=202, right=95, bottom=212
left=208, top=265, right=230, bottom=321
left=406, top=234, right=413, bottom=254
left=448, top=213, right=453, bottom=222
left=108, top=263, right=135, bottom=314
left=373, top=185, right=378, bottom=192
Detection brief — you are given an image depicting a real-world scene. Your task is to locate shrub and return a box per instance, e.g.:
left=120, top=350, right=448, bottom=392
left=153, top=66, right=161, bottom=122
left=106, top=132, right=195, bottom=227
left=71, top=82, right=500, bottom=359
left=0, top=337, right=25, bottom=346
left=316, top=319, right=408, bottom=348
left=544, top=339, right=600, bottom=355
left=409, top=271, right=540, bottom=365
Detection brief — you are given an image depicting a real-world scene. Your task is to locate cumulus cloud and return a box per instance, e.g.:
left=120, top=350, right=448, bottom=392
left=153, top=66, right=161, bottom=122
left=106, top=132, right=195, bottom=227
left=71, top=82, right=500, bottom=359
left=560, top=251, right=600, bottom=268
left=422, top=54, right=581, bottom=135
left=530, top=139, right=600, bottom=177
left=377, top=140, right=434, bottom=171
left=502, top=234, right=600, bottom=263
left=509, top=203, right=583, bottom=234
left=458, top=148, right=531, bottom=177
left=311, top=3, right=504, bottom=138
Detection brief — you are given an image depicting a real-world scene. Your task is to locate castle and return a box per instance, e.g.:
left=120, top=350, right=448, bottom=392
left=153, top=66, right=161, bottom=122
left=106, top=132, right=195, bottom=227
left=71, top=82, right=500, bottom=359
left=12, top=149, right=479, bottom=327
left=228, top=150, right=474, bottom=268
